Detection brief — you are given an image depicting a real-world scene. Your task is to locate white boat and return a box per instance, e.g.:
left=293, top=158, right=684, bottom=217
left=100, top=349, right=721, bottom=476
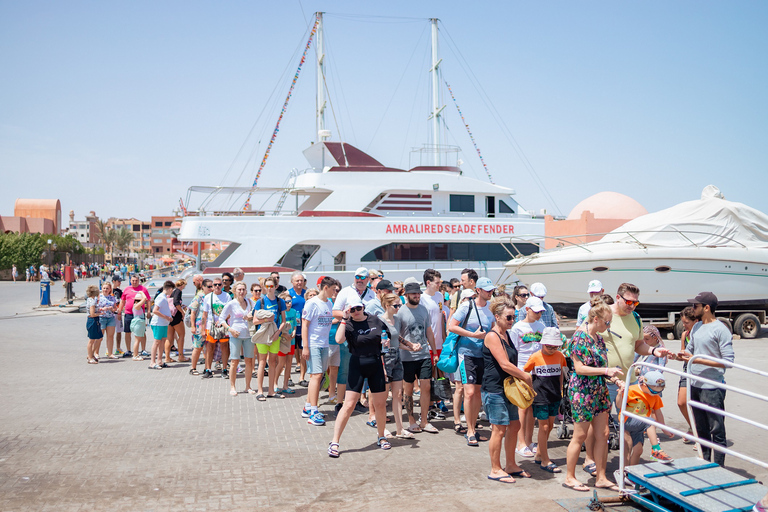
left=502, top=185, right=768, bottom=325
left=178, top=14, right=545, bottom=285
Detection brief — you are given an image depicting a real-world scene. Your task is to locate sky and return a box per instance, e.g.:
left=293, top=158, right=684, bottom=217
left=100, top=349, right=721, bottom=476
left=1, top=0, right=766, bottom=223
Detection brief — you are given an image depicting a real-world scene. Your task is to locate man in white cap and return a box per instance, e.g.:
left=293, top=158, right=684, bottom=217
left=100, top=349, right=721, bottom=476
left=576, top=280, right=604, bottom=327
left=530, top=282, right=558, bottom=328
left=332, top=267, right=375, bottom=319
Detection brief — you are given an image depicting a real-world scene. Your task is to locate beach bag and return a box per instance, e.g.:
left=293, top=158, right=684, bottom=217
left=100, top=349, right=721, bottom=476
left=504, top=376, right=536, bottom=409
left=279, top=322, right=292, bottom=352
left=431, top=377, right=453, bottom=402
left=437, top=299, right=476, bottom=373
left=208, top=294, right=228, bottom=340
left=130, top=315, right=146, bottom=337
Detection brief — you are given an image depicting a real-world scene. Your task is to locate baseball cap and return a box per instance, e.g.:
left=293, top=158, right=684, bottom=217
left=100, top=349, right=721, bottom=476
left=525, top=296, right=546, bottom=312
left=369, top=270, right=381, bottom=279
left=316, top=276, right=326, bottom=288
left=346, top=296, right=363, bottom=309
left=540, top=327, right=564, bottom=346
left=530, top=282, right=547, bottom=298
left=404, top=282, right=422, bottom=294
left=376, top=279, right=395, bottom=291
left=587, top=280, right=603, bottom=293
left=355, top=267, right=369, bottom=278
left=460, top=288, right=476, bottom=300
left=687, top=291, right=718, bottom=310
left=403, top=277, right=419, bottom=286
left=112, top=276, right=122, bottom=282
left=643, top=370, right=666, bottom=388
left=476, top=277, right=496, bottom=292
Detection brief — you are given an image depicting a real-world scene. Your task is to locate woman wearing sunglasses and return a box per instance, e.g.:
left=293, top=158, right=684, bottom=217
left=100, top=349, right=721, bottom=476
left=512, top=285, right=530, bottom=323
left=378, top=292, right=421, bottom=439
left=328, top=296, right=392, bottom=457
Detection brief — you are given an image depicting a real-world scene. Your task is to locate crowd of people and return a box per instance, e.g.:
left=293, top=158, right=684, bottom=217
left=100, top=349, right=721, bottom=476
left=83, top=266, right=736, bottom=493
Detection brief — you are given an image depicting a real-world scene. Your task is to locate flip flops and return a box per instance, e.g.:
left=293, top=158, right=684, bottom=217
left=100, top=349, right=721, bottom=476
left=422, top=423, right=438, bottom=434
left=256, top=394, right=267, bottom=402
left=454, top=423, right=467, bottom=434
left=515, top=446, right=534, bottom=457
left=466, top=434, right=479, bottom=446
left=508, top=470, right=532, bottom=478
left=541, top=463, right=562, bottom=473
left=563, top=482, right=590, bottom=492
left=487, top=474, right=515, bottom=484
left=582, top=462, right=597, bottom=477
left=366, top=420, right=377, bottom=428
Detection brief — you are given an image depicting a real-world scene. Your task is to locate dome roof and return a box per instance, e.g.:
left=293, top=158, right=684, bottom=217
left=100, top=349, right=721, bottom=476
left=566, top=191, right=647, bottom=221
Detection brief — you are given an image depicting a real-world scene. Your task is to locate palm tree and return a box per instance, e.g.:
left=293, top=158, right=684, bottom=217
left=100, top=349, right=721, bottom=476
left=94, top=219, right=117, bottom=262
left=115, top=227, right=134, bottom=263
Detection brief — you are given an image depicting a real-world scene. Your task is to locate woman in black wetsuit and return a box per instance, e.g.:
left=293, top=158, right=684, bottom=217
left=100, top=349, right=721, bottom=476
left=328, top=296, right=391, bottom=457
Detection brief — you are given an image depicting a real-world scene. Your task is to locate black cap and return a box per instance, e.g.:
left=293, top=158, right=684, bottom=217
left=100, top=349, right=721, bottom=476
left=687, top=291, right=718, bottom=309
left=404, top=282, right=422, bottom=294
left=376, top=279, right=395, bottom=291
left=112, top=276, right=122, bottom=282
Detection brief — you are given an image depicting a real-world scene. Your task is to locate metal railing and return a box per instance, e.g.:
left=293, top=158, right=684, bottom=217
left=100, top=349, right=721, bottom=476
left=617, top=357, right=768, bottom=494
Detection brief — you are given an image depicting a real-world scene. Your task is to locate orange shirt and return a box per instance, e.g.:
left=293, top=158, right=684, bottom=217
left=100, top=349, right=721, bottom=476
left=523, top=350, right=568, bottom=404
left=624, top=384, right=663, bottom=420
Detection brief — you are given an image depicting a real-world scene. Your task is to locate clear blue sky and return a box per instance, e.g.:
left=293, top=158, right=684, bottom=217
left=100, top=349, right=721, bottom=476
left=1, top=1, right=766, bottom=222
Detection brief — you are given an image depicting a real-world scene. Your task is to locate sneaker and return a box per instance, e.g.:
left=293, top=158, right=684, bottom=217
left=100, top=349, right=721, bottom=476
left=140, top=350, right=150, bottom=357
left=123, top=351, right=133, bottom=358
left=214, top=362, right=222, bottom=371
left=650, top=448, right=673, bottom=464
left=354, top=402, right=368, bottom=413
left=287, top=379, right=295, bottom=387
left=221, top=369, right=229, bottom=379
left=478, top=411, right=488, bottom=422
left=460, top=414, right=466, bottom=422
left=335, top=403, right=343, bottom=414
left=237, top=364, right=245, bottom=374
left=301, top=407, right=312, bottom=418
left=293, top=365, right=300, bottom=373
left=201, top=370, right=213, bottom=379
left=114, top=349, right=124, bottom=356
left=307, top=412, right=325, bottom=426
left=427, top=408, right=446, bottom=420
left=438, top=401, right=449, bottom=413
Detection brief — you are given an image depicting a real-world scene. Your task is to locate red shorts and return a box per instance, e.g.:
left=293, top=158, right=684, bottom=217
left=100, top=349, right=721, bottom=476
left=278, top=345, right=295, bottom=357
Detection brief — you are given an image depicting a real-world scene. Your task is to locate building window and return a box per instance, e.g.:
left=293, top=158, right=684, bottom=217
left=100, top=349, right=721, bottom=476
left=132, top=225, right=140, bottom=232
left=449, top=195, right=474, bottom=213
left=142, top=224, right=150, bottom=230
left=155, top=222, right=162, bottom=227
left=164, top=221, right=172, bottom=227
left=153, top=239, right=162, bottom=243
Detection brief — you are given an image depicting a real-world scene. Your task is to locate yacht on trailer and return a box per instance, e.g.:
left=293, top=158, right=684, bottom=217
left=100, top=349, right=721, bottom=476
left=178, top=13, right=544, bottom=284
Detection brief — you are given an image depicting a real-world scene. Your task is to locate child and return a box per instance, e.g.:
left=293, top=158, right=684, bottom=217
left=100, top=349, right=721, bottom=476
left=523, top=327, right=569, bottom=473
left=618, top=370, right=673, bottom=466
left=276, top=291, right=298, bottom=395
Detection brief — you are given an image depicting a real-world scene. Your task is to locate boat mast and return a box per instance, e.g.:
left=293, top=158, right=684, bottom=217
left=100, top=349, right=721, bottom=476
left=315, top=12, right=327, bottom=144
left=429, top=18, right=444, bottom=166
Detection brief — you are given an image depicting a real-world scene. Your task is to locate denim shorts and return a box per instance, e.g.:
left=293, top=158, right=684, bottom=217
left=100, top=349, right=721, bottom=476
left=229, top=336, right=255, bottom=360
left=308, top=346, right=329, bottom=375
left=532, top=401, right=560, bottom=420
left=99, top=316, right=116, bottom=329
left=625, top=416, right=648, bottom=446
left=86, top=317, right=103, bottom=340
left=328, top=344, right=341, bottom=367
left=336, top=343, right=351, bottom=385
left=481, top=390, right=519, bottom=425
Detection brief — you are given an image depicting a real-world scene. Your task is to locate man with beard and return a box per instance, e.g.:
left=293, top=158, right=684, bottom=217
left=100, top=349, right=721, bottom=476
left=679, top=292, right=734, bottom=466
left=397, top=281, right=438, bottom=434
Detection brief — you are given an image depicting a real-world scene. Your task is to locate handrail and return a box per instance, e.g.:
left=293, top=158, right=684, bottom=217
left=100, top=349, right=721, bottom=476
left=617, top=359, right=768, bottom=496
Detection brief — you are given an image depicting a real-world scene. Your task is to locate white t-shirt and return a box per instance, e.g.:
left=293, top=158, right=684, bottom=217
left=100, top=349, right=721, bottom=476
left=200, top=291, right=231, bottom=330
left=420, top=291, right=445, bottom=350
left=303, top=296, right=334, bottom=348
left=221, top=298, right=253, bottom=338
left=576, top=300, right=591, bottom=327
left=333, top=285, right=376, bottom=311
left=150, top=293, right=172, bottom=327
left=508, top=320, right=546, bottom=369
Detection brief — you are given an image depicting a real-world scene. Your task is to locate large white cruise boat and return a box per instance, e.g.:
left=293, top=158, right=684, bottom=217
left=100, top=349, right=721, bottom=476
left=178, top=14, right=545, bottom=284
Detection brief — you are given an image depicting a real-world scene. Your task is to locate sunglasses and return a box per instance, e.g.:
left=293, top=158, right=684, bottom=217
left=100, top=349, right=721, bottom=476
left=603, top=318, right=612, bottom=327
left=518, top=293, right=530, bottom=298
left=213, top=283, right=223, bottom=287
left=253, top=289, right=262, bottom=293
left=620, top=295, right=640, bottom=307
left=205, top=285, right=213, bottom=289
left=265, top=285, right=274, bottom=289
left=453, top=285, right=461, bottom=289
left=391, top=304, right=401, bottom=309
left=350, top=306, right=364, bottom=312
left=504, top=314, right=515, bottom=321
left=355, top=276, right=367, bottom=280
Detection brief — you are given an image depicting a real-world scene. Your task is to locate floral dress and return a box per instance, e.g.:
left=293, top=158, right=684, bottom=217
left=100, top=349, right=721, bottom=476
left=568, top=330, right=611, bottom=423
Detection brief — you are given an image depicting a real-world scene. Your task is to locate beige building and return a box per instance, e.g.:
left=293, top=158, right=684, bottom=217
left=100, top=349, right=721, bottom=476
left=0, top=199, right=61, bottom=234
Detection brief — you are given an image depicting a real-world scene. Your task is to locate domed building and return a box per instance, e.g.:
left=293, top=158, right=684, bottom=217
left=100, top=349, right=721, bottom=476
left=543, top=192, right=648, bottom=249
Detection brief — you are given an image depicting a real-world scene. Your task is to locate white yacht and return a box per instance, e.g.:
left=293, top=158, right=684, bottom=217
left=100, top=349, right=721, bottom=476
left=178, top=14, right=545, bottom=284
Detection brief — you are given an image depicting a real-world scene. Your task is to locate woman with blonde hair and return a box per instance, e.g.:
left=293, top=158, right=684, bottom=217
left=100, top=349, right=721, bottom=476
left=85, top=285, right=103, bottom=364
left=221, top=282, right=255, bottom=395
left=167, top=278, right=189, bottom=362
left=97, top=281, right=119, bottom=359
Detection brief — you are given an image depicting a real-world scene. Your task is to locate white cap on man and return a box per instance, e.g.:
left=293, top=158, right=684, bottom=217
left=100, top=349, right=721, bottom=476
left=460, top=288, right=476, bottom=301
left=587, top=280, right=603, bottom=293
left=525, top=296, right=546, bottom=312
left=355, top=267, right=369, bottom=278
left=530, top=282, right=547, bottom=298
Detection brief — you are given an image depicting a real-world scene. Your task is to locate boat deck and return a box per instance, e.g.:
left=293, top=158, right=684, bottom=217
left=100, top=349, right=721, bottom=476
left=626, top=457, right=767, bottom=512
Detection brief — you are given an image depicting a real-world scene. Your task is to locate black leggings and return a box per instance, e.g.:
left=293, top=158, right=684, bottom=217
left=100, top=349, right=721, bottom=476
left=347, top=354, right=386, bottom=394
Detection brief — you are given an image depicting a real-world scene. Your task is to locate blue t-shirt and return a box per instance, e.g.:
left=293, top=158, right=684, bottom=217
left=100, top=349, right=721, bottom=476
left=452, top=299, right=494, bottom=358
left=254, top=296, right=286, bottom=329
left=289, top=287, right=306, bottom=325
left=285, top=309, right=298, bottom=345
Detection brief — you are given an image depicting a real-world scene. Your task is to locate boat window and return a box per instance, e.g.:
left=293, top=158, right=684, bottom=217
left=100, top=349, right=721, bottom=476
left=450, top=194, right=475, bottom=212
left=499, top=200, right=515, bottom=214
left=361, top=242, right=538, bottom=262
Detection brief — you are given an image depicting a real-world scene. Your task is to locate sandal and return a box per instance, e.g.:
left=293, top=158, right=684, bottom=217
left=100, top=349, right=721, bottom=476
left=395, top=431, right=415, bottom=439
left=466, top=434, right=479, bottom=446
left=133, top=356, right=144, bottom=361
left=87, top=358, right=99, bottom=364
left=366, top=420, right=377, bottom=428
left=563, top=482, right=590, bottom=492
left=230, top=390, right=238, bottom=396
left=272, top=393, right=286, bottom=399
left=509, top=470, right=532, bottom=478
left=487, top=474, right=515, bottom=484
left=189, top=368, right=199, bottom=376
left=247, top=389, right=256, bottom=395
left=377, top=436, right=391, bottom=450
left=595, top=484, right=621, bottom=492
left=256, top=394, right=267, bottom=402
left=515, top=446, right=534, bottom=457
left=407, top=424, right=422, bottom=433
left=582, top=462, right=597, bottom=477
left=421, top=423, right=438, bottom=434
left=541, top=463, right=562, bottom=473
left=108, top=354, right=119, bottom=359
left=328, top=442, right=340, bottom=458
left=454, top=423, right=467, bottom=434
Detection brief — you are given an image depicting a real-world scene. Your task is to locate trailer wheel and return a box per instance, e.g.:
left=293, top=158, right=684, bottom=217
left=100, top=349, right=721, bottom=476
left=674, top=319, right=685, bottom=340
left=717, top=317, right=733, bottom=335
left=734, top=313, right=761, bottom=339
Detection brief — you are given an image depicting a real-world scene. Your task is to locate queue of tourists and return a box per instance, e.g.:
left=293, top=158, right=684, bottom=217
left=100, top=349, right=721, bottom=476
left=83, top=267, right=734, bottom=493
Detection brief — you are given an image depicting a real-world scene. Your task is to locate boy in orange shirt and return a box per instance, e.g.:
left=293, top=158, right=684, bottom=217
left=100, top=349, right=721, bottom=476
left=523, top=327, right=568, bottom=473
left=617, top=370, right=673, bottom=466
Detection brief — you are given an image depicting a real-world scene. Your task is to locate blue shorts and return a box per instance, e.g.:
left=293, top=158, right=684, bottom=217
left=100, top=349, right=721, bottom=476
left=532, top=401, right=560, bottom=420
left=337, top=343, right=351, bottom=385
left=625, top=416, right=648, bottom=446
left=86, top=317, right=103, bottom=340
left=482, top=390, right=519, bottom=425
left=99, top=316, right=116, bottom=329
left=308, top=346, right=329, bottom=375
left=229, top=336, right=255, bottom=360
left=151, top=325, right=168, bottom=340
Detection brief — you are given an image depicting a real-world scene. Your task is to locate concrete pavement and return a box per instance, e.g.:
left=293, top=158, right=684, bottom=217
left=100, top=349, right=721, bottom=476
left=1, top=278, right=766, bottom=511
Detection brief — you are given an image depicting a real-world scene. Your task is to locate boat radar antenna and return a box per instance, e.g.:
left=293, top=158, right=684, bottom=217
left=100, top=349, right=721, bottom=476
left=242, top=14, right=320, bottom=212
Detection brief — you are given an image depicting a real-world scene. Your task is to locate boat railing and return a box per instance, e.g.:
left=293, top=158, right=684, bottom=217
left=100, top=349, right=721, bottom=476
left=303, top=261, right=507, bottom=273
left=617, top=358, right=768, bottom=495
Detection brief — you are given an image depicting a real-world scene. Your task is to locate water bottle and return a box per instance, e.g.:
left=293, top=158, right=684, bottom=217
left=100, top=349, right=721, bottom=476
left=381, top=329, right=389, bottom=354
